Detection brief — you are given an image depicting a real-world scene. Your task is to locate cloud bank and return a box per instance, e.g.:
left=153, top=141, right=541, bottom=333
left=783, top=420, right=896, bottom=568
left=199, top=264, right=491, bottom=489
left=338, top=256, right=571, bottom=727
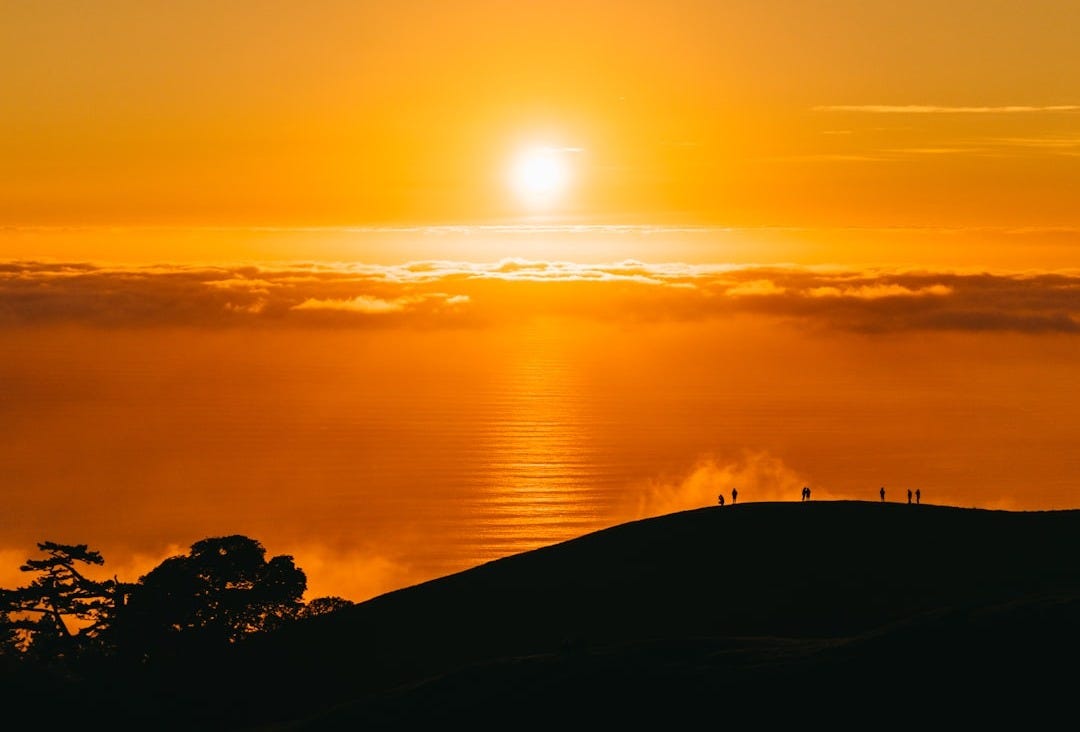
left=2, top=259, right=1080, bottom=334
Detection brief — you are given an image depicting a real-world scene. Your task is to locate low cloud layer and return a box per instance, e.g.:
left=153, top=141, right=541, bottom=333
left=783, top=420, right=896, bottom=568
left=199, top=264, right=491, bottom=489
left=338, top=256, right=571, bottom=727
left=2, top=259, right=1079, bottom=334
left=624, top=451, right=809, bottom=520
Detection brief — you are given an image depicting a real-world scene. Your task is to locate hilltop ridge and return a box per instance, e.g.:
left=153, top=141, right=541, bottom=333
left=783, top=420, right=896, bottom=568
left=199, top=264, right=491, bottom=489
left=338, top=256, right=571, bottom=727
left=232, top=500, right=1080, bottom=728
left=8, top=501, right=1079, bottom=729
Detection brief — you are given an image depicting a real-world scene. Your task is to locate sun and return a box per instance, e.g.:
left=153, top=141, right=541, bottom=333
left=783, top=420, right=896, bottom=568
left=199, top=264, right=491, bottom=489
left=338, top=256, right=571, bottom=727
left=510, top=146, right=570, bottom=207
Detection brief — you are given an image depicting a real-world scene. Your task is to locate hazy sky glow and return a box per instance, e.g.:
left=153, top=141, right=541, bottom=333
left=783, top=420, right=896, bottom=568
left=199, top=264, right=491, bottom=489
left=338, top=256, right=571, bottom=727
left=2, top=1, right=1079, bottom=601
left=3, top=0, right=1080, bottom=231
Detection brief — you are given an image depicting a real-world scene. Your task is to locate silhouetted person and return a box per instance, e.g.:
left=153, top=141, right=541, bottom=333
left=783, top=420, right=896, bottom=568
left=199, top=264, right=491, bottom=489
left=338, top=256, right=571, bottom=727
left=717, top=494, right=725, bottom=507
left=915, top=488, right=921, bottom=504
left=907, top=488, right=912, bottom=504
left=880, top=486, right=886, bottom=502
left=805, top=486, right=811, bottom=501
left=731, top=488, right=738, bottom=504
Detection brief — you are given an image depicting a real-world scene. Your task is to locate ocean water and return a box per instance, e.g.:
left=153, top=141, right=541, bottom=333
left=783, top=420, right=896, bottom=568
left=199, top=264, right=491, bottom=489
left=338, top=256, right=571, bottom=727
left=3, top=318, right=1079, bottom=599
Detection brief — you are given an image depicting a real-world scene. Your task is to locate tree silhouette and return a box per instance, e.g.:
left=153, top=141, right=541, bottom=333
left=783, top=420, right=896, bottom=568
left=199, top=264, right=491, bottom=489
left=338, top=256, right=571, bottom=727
left=118, top=535, right=306, bottom=661
left=299, top=596, right=355, bottom=619
left=0, top=611, right=18, bottom=657
left=0, top=541, right=122, bottom=659
left=1, top=535, right=342, bottom=670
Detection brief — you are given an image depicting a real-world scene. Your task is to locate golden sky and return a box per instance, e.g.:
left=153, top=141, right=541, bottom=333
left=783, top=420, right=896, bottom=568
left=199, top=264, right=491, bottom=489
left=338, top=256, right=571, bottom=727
left=3, top=0, right=1079, bottom=234
left=3, top=2, right=1080, bottom=602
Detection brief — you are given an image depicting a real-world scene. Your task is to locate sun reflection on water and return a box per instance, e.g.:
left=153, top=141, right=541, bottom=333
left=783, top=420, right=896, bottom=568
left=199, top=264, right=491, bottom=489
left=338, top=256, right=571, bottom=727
left=462, top=323, right=609, bottom=563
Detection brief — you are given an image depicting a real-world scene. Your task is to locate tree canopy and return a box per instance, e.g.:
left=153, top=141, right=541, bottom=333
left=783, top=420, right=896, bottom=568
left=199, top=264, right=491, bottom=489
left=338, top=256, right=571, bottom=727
left=1, top=535, right=353, bottom=667
left=0, top=541, right=122, bottom=659
left=118, top=535, right=306, bottom=660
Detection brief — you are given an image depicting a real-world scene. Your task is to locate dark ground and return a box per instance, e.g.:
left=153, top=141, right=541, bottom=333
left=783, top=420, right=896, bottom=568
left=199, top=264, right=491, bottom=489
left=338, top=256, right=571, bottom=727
left=6, top=501, right=1079, bottom=729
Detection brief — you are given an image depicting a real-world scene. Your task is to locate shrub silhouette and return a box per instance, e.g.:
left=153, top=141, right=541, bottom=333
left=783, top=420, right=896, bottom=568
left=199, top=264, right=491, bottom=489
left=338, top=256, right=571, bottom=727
left=299, top=596, right=355, bottom=619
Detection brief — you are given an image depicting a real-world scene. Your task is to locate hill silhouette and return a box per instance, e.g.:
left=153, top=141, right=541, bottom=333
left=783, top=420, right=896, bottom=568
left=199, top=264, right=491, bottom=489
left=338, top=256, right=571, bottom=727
left=5, top=500, right=1079, bottom=728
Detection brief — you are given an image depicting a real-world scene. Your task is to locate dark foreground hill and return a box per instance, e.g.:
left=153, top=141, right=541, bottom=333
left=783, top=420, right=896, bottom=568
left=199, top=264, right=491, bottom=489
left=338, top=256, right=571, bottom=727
left=10, top=501, right=1080, bottom=728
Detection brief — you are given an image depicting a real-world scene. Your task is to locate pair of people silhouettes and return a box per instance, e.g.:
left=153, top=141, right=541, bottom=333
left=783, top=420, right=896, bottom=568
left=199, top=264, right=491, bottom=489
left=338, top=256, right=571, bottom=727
left=718, top=488, right=738, bottom=507
left=882, top=486, right=922, bottom=504
left=801, top=486, right=811, bottom=501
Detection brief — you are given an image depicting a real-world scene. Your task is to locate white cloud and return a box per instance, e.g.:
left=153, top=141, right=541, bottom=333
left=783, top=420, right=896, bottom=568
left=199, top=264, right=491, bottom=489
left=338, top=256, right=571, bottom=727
left=292, top=295, right=419, bottom=314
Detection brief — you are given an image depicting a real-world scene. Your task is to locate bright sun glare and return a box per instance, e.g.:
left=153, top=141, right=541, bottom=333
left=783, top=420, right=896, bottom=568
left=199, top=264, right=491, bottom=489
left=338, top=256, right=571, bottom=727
left=510, top=146, right=570, bottom=207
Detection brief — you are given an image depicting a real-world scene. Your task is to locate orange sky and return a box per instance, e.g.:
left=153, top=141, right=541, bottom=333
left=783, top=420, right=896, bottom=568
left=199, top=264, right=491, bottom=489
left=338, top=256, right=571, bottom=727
left=2, top=2, right=1080, bottom=602
left=3, top=259, right=1080, bottom=601
left=3, top=1, right=1079, bottom=237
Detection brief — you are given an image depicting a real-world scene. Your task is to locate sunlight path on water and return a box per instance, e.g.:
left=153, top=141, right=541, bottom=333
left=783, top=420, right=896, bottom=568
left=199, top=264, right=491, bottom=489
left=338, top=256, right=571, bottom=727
left=463, top=323, right=610, bottom=563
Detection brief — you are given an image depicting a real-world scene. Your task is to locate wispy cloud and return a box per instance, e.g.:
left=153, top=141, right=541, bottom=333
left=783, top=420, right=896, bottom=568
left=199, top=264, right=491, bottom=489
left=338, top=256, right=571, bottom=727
left=808, top=283, right=952, bottom=299
left=987, top=136, right=1080, bottom=148
left=2, top=260, right=1079, bottom=334
left=292, top=293, right=467, bottom=314
left=886, top=147, right=982, bottom=155
left=8, top=223, right=1080, bottom=238
left=814, top=104, right=1080, bottom=114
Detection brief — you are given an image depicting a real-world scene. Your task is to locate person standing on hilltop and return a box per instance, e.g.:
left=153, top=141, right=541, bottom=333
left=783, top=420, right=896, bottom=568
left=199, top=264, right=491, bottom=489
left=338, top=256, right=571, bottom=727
left=880, top=486, right=886, bottom=502
left=907, top=488, right=913, bottom=504
left=731, top=487, right=738, bottom=505
left=915, top=488, right=921, bottom=504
